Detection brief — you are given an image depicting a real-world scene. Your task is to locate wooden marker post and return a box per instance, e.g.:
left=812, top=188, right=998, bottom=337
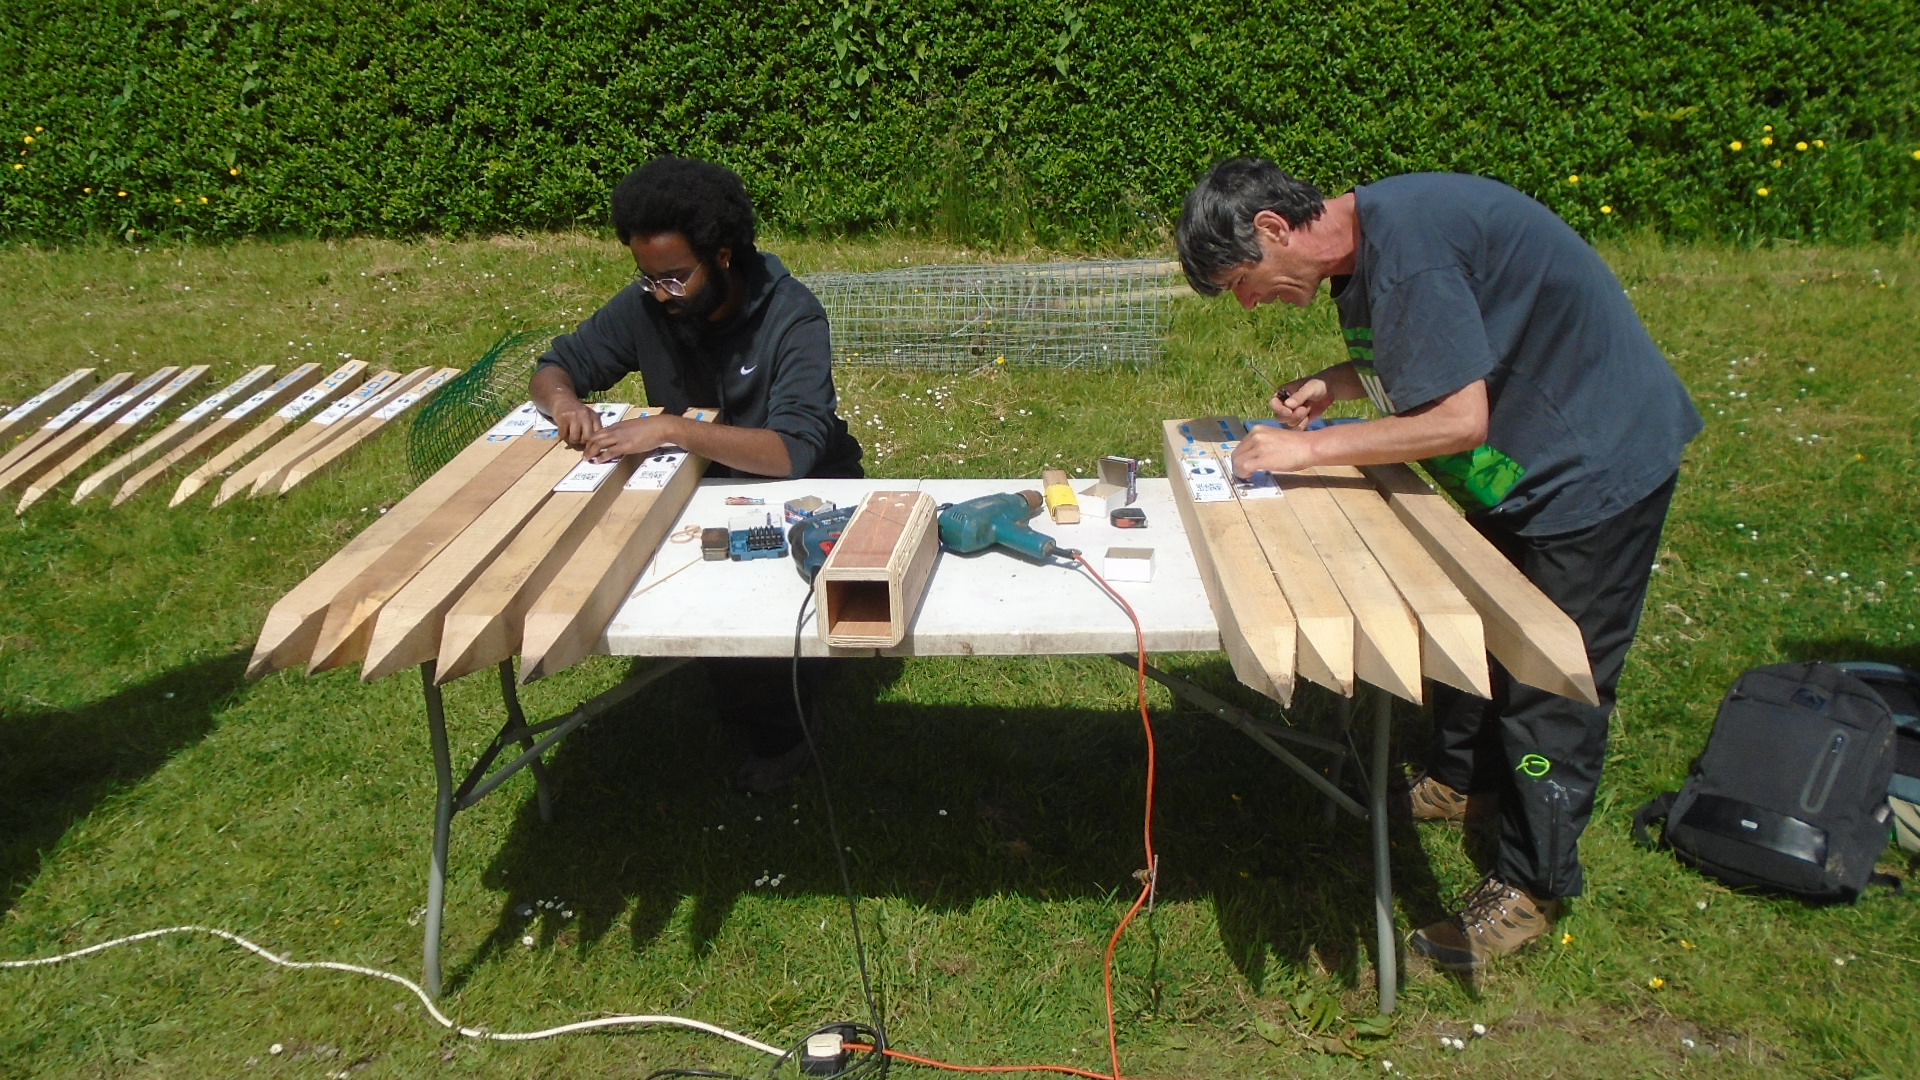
left=117, top=363, right=323, bottom=506
left=218, top=368, right=404, bottom=505
left=249, top=402, right=553, bottom=679
left=175, top=360, right=365, bottom=506
left=249, top=366, right=429, bottom=497
left=518, top=408, right=717, bottom=683
left=1361, top=462, right=1598, bottom=704
left=815, top=490, right=939, bottom=649
left=1041, top=467, right=1080, bottom=524
left=0, top=368, right=97, bottom=442
left=358, top=405, right=636, bottom=681
left=0, top=373, right=133, bottom=485
left=1162, top=418, right=1305, bottom=705
left=274, top=366, right=457, bottom=496
left=73, top=364, right=276, bottom=504
left=0, top=369, right=174, bottom=496
left=434, top=409, right=662, bottom=684
left=1310, top=463, right=1490, bottom=698
left=19, top=365, right=210, bottom=513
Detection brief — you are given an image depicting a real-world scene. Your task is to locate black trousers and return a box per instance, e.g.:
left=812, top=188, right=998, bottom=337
left=701, top=656, right=828, bottom=756
left=1426, top=472, right=1678, bottom=900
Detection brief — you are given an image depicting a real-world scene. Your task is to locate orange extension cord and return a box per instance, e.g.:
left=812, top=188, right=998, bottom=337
left=850, top=552, right=1161, bottom=1080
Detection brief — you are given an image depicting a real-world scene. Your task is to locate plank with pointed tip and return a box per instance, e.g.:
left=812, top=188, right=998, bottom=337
left=247, top=404, right=554, bottom=679
left=19, top=365, right=209, bottom=513
left=358, top=406, right=638, bottom=681
left=117, top=364, right=324, bottom=506
left=249, top=366, right=429, bottom=496
left=434, top=411, right=661, bottom=684
left=1360, top=462, right=1598, bottom=705
left=518, top=409, right=718, bottom=683
left=0, top=370, right=171, bottom=495
left=75, top=365, right=276, bottom=504
left=177, top=360, right=367, bottom=507
left=1160, top=418, right=1299, bottom=705
left=1309, top=463, right=1490, bottom=698
left=0, top=368, right=97, bottom=441
left=218, top=368, right=406, bottom=505
left=273, top=366, right=457, bottom=496
left=0, top=372, right=133, bottom=485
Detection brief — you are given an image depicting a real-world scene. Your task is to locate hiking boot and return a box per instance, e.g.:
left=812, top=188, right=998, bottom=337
left=1402, top=771, right=1470, bottom=823
left=1411, top=876, right=1561, bottom=974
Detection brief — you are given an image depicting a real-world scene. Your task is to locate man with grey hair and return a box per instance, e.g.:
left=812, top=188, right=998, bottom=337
left=1176, top=159, right=1701, bottom=976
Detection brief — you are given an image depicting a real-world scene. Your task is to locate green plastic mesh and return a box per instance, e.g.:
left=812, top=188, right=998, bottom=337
left=406, top=329, right=551, bottom=482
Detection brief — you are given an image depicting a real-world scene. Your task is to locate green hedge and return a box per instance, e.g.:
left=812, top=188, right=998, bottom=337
left=3, top=1, right=1916, bottom=246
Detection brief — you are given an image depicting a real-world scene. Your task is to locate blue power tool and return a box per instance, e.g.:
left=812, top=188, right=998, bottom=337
left=936, top=490, right=1067, bottom=562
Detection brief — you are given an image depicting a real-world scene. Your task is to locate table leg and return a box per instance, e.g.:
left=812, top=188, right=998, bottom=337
left=1369, top=688, right=1397, bottom=1014
left=1323, top=694, right=1353, bottom=823
left=421, top=661, right=455, bottom=1000
left=498, top=659, right=554, bottom=824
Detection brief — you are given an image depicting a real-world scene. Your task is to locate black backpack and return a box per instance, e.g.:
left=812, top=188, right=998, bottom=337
left=1835, top=661, right=1920, bottom=855
left=1634, top=661, right=1899, bottom=902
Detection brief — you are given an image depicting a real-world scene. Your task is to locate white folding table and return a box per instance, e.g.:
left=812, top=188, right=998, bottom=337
left=415, top=477, right=1400, bottom=1011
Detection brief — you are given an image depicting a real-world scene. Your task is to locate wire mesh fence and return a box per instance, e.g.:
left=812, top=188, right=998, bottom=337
left=406, top=329, right=547, bottom=482
left=800, top=258, right=1183, bottom=369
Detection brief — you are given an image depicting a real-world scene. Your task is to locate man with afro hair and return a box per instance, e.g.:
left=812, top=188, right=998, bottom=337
left=532, top=156, right=863, bottom=792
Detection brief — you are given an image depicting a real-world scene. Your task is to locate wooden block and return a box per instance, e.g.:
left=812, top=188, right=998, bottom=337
left=0, top=369, right=174, bottom=496
left=433, top=408, right=659, bottom=685
left=1041, top=467, right=1080, bottom=524
left=1162, top=418, right=1300, bottom=705
left=19, top=365, right=209, bottom=513
left=219, top=368, right=406, bottom=504
left=176, top=360, right=365, bottom=507
left=246, top=402, right=553, bottom=679
left=117, top=363, right=324, bottom=506
left=518, top=409, right=718, bottom=683
left=1361, top=462, right=1599, bottom=705
left=814, top=489, right=939, bottom=649
left=357, top=405, right=636, bottom=681
left=0, top=372, right=133, bottom=486
left=1309, top=463, right=1491, bottom=699
left=274, top=366, right=457, bottom=496
left=0, top=368, right=97, bottom=441
left=74, top=364, right=276, bottom=504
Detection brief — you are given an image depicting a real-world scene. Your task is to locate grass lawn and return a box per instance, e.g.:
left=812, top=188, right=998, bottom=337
left=1, top=231, right=1917, bottom=1079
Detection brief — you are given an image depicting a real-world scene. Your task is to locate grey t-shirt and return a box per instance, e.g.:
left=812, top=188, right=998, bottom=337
left=537, top=251, right=863, bottom=480
left=1331, top=173, right=1701, bottom=536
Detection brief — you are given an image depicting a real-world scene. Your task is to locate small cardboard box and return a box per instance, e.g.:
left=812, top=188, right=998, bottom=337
left=1104, top=546, right=1155, bottom=583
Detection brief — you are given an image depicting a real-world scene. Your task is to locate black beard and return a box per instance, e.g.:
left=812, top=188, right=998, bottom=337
left=644, top=260, right=728, bottom=347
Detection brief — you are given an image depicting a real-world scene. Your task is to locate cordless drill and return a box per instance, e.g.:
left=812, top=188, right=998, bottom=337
left=936, top=490, right=1069, bottom=562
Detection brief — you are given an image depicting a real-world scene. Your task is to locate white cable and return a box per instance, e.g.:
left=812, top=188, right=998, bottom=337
left=1, top=925, right=786, bottom=1056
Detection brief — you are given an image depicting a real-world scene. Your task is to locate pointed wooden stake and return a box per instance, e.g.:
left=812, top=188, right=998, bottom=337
left=252, top=366, right=433, bottom=497
left=0, top=372, right=130, bottom=486
left=247, top=402, right=550, bottom=679
left=1361, top=462, right=1598, bottom=705
left=173, top=360, right=365, bottom=507
left=518, top=409, right=717, bottom=684
left=0, top=368, right=97, bottom=442
left=359, top=407, right=637, bottom=681
left=0, top=369, right=171, bottom=496
left=218, top=369, right=405, bottom=505
left=19, top=365, right=209, bottom=513
left=75, top=364, right=276, bottom=504
left=1161, top=418, right=1300, bottom=705
left=1311, top=464, right=1490, bottom=698
left=116, top=364, right=324, bottom=506
left=275, top=366, right=458, bottom=496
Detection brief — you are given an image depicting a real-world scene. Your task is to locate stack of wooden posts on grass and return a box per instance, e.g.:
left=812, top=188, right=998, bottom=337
left=0, top=360, right=453, bottom=512
left=1165, top=416, right=1595, bottom=708
left=249, top=404, right=716, bottom=687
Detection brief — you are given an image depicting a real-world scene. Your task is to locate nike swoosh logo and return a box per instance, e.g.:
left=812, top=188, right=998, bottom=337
left=738, top=364, right=758, bottom=376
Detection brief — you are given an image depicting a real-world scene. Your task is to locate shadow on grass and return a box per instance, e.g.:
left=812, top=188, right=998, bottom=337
left=454, top=655, right=1449, bottom=997
left=1776, top=638, right=1920, bottom=671
left=0, top=651, right=249, bottom=913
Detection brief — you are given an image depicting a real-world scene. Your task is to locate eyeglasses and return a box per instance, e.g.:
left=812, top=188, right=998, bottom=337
left=635, top=267, right=697, bottom=297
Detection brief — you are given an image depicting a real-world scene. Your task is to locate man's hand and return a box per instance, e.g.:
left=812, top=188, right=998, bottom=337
left=1231, top=423, right=1316, bottom=477
left=1272, top=376, right=1335, bottom=429
left=580, top=414, right=685, bottom=463
left=550, top=400, right=605, bottom=449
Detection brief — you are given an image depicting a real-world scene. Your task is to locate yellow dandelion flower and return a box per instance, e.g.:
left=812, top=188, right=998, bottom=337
left=1761, top=136, right=1774, bottom=147
left=117, top=190, right=127, bottom=197
left=1758, top=187, right=1770, bottom=196
left=1561, top=932, right=1575, bottom=945
left=1729, top=140, right=1743, bottom=151
left=83, top=186, right=92, bottom=193
left=1912, top=149, right=1920, bottom=161
left=1600, top=205, right=1613, bottom=214
left=22, top=135, right=32, bottom=145
left=1681, top=940, right=1697, bottom=950
left=995, top=355, right=1006, bottom=365
left=1568, top=174, right=1580, bottom=184
left=229, top=167, right=240, bottom=176
left=1795, top=141, right=1808, bottom=151
left=1772, top=159, right=1783, bottom=168
left=1649, top=977, right=1666, bottom=990
left=1763, top=124, right=1773, bottom=132
left=173, top=197, right=183, bottom=204
left=198, top=195, right=208, bottom=204
left=11, top=163, right=20, bottom=171
left=1814, top=140, right=1825, bottom=148
left=33, top=126, right=43, bottom=133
